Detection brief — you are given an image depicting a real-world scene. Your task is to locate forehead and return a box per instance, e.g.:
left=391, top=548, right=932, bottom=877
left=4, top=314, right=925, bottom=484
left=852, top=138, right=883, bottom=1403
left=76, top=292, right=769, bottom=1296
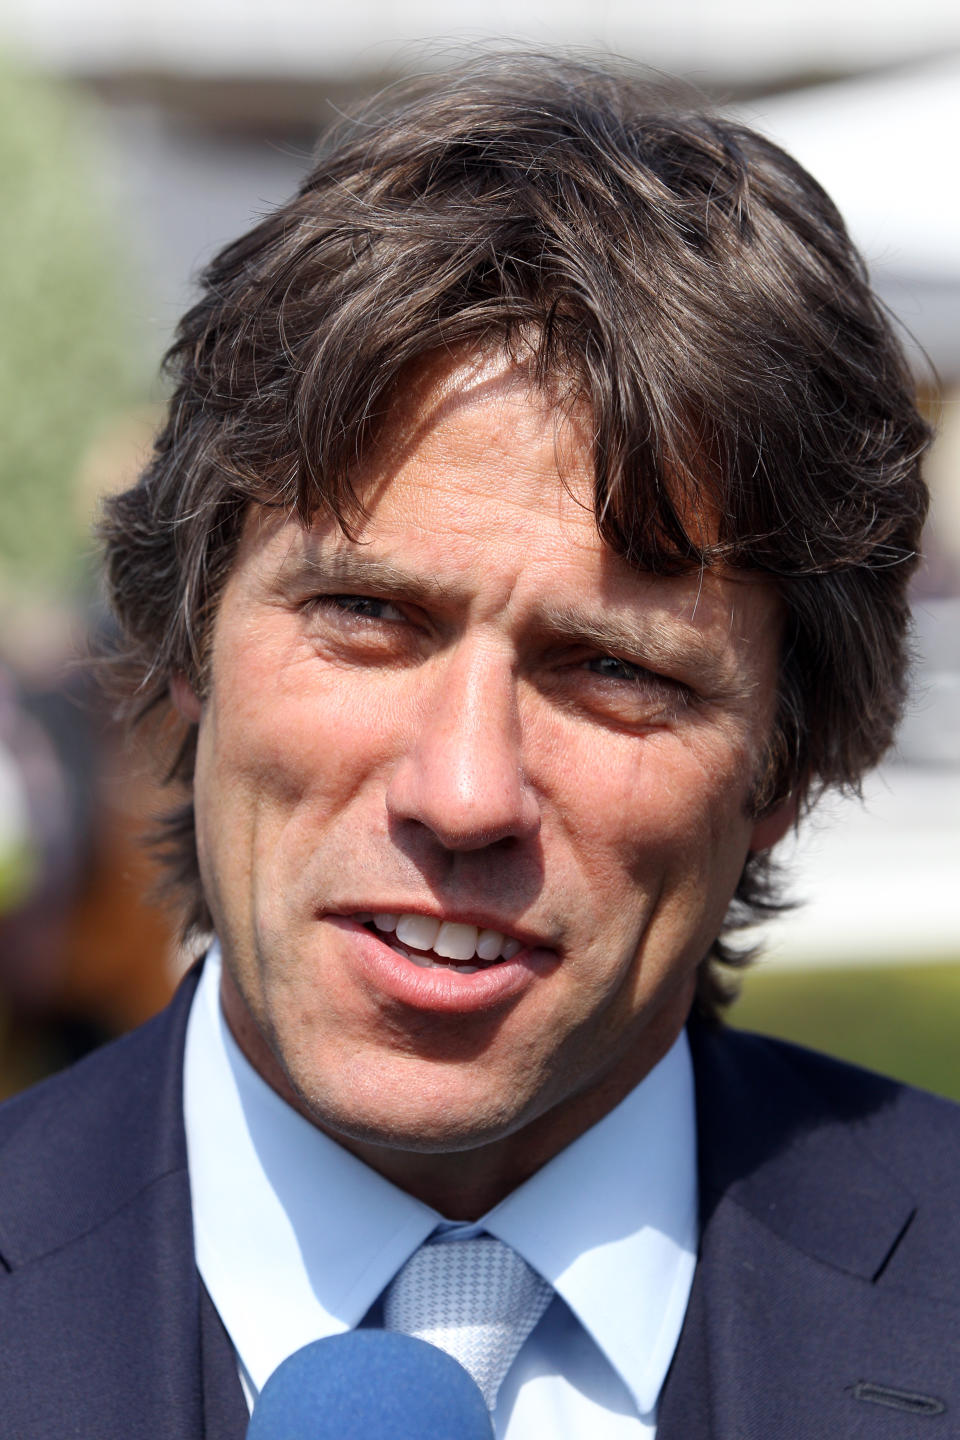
left=357, top=346, right=725, bottom=560
left=355, top=350, right=593, bottom=530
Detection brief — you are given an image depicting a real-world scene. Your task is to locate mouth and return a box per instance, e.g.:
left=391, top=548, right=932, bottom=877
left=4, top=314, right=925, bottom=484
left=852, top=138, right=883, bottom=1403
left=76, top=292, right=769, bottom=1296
left=351, top=911, right=527, bottom=974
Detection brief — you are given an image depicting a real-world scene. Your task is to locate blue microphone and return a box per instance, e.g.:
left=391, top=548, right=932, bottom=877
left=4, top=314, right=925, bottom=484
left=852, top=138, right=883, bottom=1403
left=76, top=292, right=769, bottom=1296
left=246, top=1331, right=495, bottom=1439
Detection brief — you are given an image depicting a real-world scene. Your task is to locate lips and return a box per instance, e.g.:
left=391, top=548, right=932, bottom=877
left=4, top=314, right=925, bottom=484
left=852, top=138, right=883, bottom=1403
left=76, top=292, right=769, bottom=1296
left=328, top=909, right=558, bottom=1015
left=353, top=911, right=524, bottom=973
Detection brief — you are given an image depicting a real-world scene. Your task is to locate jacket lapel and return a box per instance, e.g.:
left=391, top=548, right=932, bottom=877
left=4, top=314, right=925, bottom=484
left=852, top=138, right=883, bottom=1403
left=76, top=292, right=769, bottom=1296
left=202, top=1279, right=254, bottom=1439
left=659, top=1022, right=960, bottom=1439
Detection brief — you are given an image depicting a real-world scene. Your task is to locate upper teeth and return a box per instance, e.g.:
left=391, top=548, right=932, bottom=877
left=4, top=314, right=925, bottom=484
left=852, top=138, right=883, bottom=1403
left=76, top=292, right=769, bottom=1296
left=359, top=912, right=523, bottom=963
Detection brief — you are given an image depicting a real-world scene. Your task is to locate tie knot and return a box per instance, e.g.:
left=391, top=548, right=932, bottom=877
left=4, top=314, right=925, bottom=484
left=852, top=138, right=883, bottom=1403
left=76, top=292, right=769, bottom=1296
left=383, top=1236, right=552, bottom=1409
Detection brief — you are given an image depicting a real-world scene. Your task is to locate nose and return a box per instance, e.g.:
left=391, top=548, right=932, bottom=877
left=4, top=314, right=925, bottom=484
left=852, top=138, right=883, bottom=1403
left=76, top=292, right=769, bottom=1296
left=385, top=644, right=541, bottom=850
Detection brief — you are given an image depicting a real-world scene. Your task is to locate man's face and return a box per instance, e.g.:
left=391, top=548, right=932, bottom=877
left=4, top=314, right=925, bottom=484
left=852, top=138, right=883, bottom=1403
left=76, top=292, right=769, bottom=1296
left=184, top=354, right=790, bottom=1188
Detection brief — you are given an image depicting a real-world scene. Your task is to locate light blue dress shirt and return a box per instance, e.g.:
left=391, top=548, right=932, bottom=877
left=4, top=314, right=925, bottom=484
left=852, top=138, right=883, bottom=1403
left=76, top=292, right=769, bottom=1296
left=184, top=944, right=698, bottom=1437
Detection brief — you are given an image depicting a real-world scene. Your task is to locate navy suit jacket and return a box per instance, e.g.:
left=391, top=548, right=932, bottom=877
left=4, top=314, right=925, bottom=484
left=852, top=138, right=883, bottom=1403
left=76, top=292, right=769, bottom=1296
left=1, top=966, right=959, bottom=1438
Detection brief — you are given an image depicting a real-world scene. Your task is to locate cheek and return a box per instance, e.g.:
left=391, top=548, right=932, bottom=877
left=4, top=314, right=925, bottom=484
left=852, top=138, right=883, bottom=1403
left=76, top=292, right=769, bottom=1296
left=549, top=723, right=745, bottom=863
left=194, top=661, right=411, bottom=951
left=551, top=726, right=756, bottom=943
left=207, top=652, right=402, bottom=817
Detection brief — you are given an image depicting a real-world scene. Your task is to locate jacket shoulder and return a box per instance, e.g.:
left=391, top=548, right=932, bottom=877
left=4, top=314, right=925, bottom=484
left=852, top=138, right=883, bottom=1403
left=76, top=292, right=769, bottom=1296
left=693, top=1022, right=960, bottom=1301
left=721, top=1024, right=960, bottom=1165
left=0, top=969, right=199, bottom=1268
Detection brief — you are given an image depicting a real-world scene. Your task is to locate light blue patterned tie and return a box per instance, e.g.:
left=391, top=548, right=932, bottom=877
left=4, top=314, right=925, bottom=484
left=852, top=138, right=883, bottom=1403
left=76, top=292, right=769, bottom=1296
left=383, top=1235, right=552, bottom=1409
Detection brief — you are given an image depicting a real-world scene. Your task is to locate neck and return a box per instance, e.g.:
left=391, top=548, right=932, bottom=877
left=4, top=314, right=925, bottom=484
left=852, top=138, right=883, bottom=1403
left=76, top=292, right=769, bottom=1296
left=328, top=1041, right=681, bottom=1219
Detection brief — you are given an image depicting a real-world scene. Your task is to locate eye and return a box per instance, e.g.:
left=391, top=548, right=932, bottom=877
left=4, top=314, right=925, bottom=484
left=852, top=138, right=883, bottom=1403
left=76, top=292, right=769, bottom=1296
left=300, top=590, right=425, bottom=666
left=585, top=654, right=685, bottom=693
left=586, top=655, right=646, bottom=683
left=575, top=652, right=693, bottom=724
left=320, top=594, right=406, bottom=623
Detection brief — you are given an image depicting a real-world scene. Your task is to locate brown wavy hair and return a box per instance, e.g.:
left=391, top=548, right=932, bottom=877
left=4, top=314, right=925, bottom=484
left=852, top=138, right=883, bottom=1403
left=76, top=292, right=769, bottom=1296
left=100, top=53, right=931, bottom=1016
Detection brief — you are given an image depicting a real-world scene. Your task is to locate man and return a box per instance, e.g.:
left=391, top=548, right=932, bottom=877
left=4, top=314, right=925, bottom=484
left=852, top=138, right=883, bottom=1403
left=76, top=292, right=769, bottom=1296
left=1, top=53, right=956, bottom=1439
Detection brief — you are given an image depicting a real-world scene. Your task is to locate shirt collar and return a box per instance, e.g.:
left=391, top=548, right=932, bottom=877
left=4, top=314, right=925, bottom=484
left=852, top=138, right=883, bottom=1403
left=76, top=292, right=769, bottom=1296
left=482, top=1036, right=698, bottom=1413
left=184, top=943, right=697, bottom=1413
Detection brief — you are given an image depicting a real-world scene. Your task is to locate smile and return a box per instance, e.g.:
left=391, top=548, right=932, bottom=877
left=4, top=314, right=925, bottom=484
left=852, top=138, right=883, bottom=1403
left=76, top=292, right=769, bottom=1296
left=353, top=912, right=525, bottom=973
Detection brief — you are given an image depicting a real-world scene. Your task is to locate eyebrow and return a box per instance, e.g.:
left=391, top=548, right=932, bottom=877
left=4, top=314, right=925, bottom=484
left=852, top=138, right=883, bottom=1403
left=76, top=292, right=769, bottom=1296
left=275, top=548, right=462, bottom=608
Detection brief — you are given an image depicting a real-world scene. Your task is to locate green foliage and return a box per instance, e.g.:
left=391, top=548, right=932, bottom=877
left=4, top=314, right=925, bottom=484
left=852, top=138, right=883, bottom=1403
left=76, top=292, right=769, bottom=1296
left=0, top=838, right=36, bottom=913
left=0, top=57, right=134, bottom=593
left=732, top=959, right=960, bottom=1102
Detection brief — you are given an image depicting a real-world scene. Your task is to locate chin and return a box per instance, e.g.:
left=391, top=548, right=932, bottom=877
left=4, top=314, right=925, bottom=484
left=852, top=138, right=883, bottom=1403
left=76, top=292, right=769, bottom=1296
left=294, top=1077, right=530, bottom=1157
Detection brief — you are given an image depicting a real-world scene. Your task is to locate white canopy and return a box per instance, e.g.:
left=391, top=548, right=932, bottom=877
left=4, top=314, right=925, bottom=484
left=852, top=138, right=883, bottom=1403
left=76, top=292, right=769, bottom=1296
left=3, top=0, right=960, bottom=86
left=736, top=59, right=960, bottom=374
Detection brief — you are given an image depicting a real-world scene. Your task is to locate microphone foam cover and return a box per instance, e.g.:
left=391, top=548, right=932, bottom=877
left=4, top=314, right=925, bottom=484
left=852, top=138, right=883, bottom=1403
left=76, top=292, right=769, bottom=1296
left=246, top=1331, right=495, bottom=1440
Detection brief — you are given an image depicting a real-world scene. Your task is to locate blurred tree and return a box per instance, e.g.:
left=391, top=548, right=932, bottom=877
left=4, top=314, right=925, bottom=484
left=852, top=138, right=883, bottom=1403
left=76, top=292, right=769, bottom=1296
left=0, top=55, right=135, bottom=597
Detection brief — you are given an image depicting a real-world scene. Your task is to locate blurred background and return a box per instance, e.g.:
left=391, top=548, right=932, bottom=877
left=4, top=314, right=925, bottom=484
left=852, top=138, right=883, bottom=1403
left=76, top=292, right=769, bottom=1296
left=0, top=0, right=957, bottom=1097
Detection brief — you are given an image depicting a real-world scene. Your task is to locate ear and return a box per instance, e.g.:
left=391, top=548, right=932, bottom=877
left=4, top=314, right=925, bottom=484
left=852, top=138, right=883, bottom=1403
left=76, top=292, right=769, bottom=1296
left=170, top=673, right=203, bottom=723
left=748, top=793, right=798, bottom=854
